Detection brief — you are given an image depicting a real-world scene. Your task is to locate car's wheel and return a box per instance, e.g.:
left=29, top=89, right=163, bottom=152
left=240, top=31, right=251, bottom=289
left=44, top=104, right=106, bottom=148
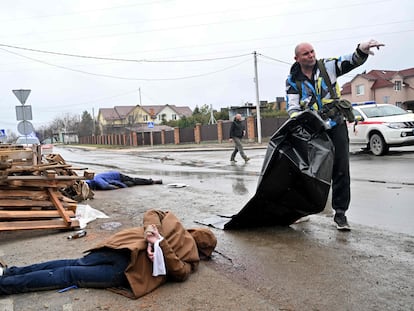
left=369, top=133, right=389, bottom=156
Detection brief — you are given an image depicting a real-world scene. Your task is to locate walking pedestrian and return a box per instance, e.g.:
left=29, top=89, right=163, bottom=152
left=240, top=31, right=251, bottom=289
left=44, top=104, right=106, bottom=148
left=229, top=114, right=250, bottom=163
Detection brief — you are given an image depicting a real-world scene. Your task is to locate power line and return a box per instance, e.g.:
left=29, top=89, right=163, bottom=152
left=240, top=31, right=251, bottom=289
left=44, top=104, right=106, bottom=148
left=0, top=43, right=251, bottom=63
left=258, top=53, right=291, bottom=65
left=0, top=47, right=252, bottom=81
left=1, top=0, right=400, bottom=53
left=1, top=17, right=410, bottom=68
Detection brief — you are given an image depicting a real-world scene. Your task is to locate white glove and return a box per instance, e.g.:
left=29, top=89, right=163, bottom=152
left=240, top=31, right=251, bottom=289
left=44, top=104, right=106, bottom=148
left=359, top=39, right=385, bottom=55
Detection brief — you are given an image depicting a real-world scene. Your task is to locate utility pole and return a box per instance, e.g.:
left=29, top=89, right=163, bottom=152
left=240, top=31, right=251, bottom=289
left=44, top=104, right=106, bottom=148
left=92, top=107, right=95, bottom=136
left=139, top=87, right=142, bottom=105
left=208, top=104, right=217, bottom=124
left=253, top=51, right=262, bottom=143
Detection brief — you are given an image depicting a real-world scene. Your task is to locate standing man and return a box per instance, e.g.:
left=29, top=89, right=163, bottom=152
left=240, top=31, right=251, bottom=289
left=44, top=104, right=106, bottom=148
left=285, top=40, right=384, bottom=230
left=229, top=114, right=250, bottom=163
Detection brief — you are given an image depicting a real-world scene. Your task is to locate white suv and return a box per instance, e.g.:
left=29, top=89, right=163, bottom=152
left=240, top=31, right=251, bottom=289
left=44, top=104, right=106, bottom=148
left=347, top=102, right=414, bottom=155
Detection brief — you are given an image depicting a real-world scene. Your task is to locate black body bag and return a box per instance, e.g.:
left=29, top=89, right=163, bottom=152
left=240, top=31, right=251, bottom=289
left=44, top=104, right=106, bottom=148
left=224, top=110, right=334, bottom=229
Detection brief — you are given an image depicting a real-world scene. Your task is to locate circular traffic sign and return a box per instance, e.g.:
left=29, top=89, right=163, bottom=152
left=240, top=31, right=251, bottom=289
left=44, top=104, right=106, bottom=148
left=17, top=120, right=34, bottom=135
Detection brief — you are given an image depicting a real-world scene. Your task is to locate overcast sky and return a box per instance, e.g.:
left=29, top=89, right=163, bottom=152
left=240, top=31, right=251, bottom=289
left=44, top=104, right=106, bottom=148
left=0, top=0, right=412, bottom=133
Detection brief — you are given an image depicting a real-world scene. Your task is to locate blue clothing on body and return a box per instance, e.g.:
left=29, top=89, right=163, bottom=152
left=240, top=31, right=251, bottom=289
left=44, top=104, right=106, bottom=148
left=85, top=171, right=156, bottom=190
left=0, top=249, right=130, bottom=295
left=86, top=171, right=127, bottom=190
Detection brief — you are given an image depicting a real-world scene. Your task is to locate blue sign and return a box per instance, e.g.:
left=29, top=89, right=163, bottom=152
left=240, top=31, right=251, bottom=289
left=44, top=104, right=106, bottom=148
left=0, top=129, right=5, bottom=137
left=147, top=121, right=154, bottom=128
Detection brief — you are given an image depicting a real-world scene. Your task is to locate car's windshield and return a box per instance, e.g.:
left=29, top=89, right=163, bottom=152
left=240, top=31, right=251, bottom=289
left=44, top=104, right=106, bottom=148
left=360, top=105, right=409, bottom=118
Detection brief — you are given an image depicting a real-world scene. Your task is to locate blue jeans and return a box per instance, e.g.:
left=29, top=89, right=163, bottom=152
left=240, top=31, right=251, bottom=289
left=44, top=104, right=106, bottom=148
left=0, top=249, right=130, bottom=295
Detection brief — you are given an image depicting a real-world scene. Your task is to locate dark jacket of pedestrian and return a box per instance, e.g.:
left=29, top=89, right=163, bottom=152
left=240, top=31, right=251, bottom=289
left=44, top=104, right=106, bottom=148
left=229, top=118, right=245, bottom=139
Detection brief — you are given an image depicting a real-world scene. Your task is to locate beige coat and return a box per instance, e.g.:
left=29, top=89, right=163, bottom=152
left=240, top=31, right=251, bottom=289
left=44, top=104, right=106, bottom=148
left=88, top=210, right=200, bottom=299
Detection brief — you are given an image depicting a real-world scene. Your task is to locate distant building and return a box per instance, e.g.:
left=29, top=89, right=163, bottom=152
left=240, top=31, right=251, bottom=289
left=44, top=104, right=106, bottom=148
left=229, top=102, right=256, bottom=120
left=97, top=104, right=192, bottom=134
left=147, top=104, right=193, bottom=124
left=341, top=67, right=414, bottom=110
left=229, top=98, right=286, bottom=120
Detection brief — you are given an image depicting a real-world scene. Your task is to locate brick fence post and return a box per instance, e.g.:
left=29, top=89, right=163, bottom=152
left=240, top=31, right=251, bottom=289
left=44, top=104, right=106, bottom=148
left=217, top=120, right=223, bottom=143
left=132, top=132, right=137, bottom=146
left=194, top=123, right=201, bottom=144
left=161, top=129, right=166, bottom=145
left=174, top=127, right=180, bottom=145
left=247, top=116, right=256, bottom=142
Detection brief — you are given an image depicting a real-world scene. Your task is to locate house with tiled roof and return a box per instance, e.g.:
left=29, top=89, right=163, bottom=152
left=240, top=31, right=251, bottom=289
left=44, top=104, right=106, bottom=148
left=97, top=104, right=193, bottom=134
left=341, top=67, right=414, bottom=110
left=153, top=104, right=192, bottom=124
left=97, top=106, right=134, bottom=127
left=97, top=105, right=150, bottom=134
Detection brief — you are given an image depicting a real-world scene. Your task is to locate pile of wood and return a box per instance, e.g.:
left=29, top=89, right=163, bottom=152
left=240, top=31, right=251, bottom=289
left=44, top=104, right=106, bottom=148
left=0, top=144, right=94, bottom=231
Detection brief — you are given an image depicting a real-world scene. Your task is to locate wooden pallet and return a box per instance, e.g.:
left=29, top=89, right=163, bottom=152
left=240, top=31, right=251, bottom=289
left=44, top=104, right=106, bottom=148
left=0, top=146, right=92, bottom=231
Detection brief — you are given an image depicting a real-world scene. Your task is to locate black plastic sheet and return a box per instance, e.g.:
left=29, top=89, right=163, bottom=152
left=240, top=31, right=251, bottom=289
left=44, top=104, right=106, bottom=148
left=224, top=111, right=334, bottom=230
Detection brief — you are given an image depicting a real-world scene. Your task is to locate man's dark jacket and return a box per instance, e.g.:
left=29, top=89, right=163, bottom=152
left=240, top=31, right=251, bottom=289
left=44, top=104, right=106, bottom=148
left=229, top=120, right=245, bottom=138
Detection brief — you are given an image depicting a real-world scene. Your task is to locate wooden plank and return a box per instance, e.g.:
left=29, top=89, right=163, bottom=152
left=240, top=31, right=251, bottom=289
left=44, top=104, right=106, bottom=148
left=6, top=164, right=73, bottom=174
left=0, top=190, right=69, bottom=202
left=0, top=199, right=54, bottom=207
left=6, top=180, right=74, bottom=188
left=0, top=189, right=49, bottom=200
left=0, top=219, right=80, bottom=231
left=0, top=203, right=76, bottom=210
left=0, top=210, right=75, bottom=218
left=48, top=188, right=72, bottom=225
left=0, top=149, right=85, bottom=232
left=61, top=196, right=78, bottom=203
left=45, top=170, right=56, bottom=178
left=6, top=175, right=84, bottom=181
left=0, top=150, right=33, bottom=158
left=0, top=144, right=24, bottom=150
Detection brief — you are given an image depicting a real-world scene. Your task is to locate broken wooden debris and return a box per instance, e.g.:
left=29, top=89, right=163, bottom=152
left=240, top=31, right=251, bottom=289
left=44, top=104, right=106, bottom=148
left=0, top=145, right=94, bottom=232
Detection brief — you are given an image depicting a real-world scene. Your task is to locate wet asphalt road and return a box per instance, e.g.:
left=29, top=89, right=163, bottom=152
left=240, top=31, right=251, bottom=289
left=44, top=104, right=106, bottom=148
left=55, top=144, right=414, bottom=236
left=2, top=144, right=414, bottom=310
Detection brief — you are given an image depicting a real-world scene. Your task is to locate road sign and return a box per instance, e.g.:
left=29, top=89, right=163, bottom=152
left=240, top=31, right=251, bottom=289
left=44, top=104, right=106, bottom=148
left=148, top=121, right=154, bottom=128
left=17, top=120, right=34, bottom=135
left=0, top=129, right=5, bottom=137
left=16, top=105, right=33, bottom=120
left=12, top=89, right=31, bottom=105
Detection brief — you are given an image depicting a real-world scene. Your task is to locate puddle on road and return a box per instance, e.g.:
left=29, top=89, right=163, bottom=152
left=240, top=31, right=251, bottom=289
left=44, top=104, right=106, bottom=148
left=67, top=154, right=261, bottom=196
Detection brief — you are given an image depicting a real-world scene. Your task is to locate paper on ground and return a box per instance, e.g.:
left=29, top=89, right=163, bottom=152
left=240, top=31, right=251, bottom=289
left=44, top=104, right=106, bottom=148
left=74, top=204, right=109, bottom=229
left=167, top=183, right=188, bottom=188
